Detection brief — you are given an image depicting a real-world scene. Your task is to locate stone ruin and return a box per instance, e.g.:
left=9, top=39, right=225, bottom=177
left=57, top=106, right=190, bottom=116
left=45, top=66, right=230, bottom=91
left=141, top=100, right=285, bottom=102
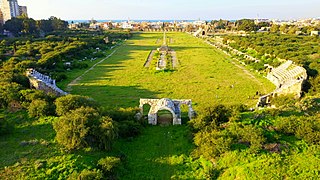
left=257, top=60, right=307, bottom=107
left=139, top=98, right=196, bottom=125
left=26, top=68, right=68, bottom=96
left=144, top=31, right=178, bottom=70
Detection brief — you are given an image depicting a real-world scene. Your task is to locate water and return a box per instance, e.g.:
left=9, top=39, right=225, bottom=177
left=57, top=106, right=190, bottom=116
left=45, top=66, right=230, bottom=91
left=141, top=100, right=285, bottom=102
left=67, top=19, right=213, bottom=24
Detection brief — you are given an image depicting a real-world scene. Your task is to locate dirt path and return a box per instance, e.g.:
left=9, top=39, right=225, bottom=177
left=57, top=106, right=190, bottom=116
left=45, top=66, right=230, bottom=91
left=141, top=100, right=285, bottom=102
left=229, top=59, right=267, bottom=93
left=66, top=48, right=118, bottom=92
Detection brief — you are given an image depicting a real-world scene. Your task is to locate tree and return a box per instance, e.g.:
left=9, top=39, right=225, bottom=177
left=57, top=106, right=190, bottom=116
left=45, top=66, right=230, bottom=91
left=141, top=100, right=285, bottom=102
left=27, top=99, right=50, bottom=118
left=21, top=16, right=38, bottom=34
left=37, top=19, right=53, bottom=33
left=53, top=107, right=101, bottom=150
left=3, top=17, right=23, bottom=36
left=236, top=19, right=257, bottom=32
left=54, top=94, right=98, bottom=116
left=54, top=107, right=118, bottom=150
left=270, top=24, right=280, bottom=33
left=0, top=82, right=22, bottom=108
left=49, top=16, right=68, bottom=31
left=279, top=24, right=288, bottom=34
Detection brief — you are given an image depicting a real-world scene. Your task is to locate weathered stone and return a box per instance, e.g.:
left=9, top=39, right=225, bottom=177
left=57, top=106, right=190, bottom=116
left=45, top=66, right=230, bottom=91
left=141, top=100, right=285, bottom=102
left=26, top=68, right=68, bottom=96
left=139, top=98, right=196, bottom=125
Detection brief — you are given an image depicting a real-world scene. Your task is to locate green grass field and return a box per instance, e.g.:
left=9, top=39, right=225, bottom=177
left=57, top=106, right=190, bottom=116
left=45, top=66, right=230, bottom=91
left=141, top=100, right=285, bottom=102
left=64, top=32, right=275, bottom=110
left=0, top=32, right=277, bottom=179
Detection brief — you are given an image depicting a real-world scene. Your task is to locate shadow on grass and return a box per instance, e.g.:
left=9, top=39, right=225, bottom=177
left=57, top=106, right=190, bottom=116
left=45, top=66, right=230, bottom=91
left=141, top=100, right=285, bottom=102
left=112, top=125, right=195, bottom=179
left=0, top=113, right=58, bottom=168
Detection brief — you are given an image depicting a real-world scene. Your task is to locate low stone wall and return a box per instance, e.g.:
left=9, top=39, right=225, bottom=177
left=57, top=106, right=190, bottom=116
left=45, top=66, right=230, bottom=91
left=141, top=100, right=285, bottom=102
left=26, top=69, right=67, bottom=96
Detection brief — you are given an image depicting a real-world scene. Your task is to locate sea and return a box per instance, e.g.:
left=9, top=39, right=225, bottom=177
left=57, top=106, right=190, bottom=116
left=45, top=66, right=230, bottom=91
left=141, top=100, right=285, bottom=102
left=67, top=20, right=218, bottom=24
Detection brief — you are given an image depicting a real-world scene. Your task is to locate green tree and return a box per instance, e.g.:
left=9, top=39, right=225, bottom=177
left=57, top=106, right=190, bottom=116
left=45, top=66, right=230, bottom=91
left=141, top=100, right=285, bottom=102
left=27, top=99, right=50, bottom=118
left=279, top=24, right=288, bottom=33
left=236, top=19, right=257, bottom=32
left=49, top=16, right=68, bottom=31
left=0, top=82, right=22, bottom=108
left=3, top=17, right=23, bottom=36
left=270, top=24, right=280, bottom=33
left=37, top=19, right=53, bottom=33
left=54, top=94, right=98, bottom=116
left=53, top=107, right=101, bottom=150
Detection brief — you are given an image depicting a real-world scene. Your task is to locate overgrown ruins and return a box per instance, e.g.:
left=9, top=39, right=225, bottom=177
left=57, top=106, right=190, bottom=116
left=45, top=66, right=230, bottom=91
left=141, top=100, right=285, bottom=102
left=26, top=68, right=68, bottom=96
left=257, top=60, right=307, bottom=107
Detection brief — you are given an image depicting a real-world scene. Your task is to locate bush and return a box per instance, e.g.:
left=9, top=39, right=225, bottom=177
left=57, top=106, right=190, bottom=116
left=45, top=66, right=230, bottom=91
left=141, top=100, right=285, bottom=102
left=98, top=156, right=121, bottom=174
left=275, top=116, right=320, bottom=144
left=55, top=94, right=99, bottom=116
left=53, top=107, right=118, bottom=150
left=192, top=129, right=233, bottom=160
left=98, top=116, right=118, bottom=150
left=27, top=99, right=50, bottom=118
left=190, top=104, right=233, bottom=130
left=272, top=95, right=297, bottom=110
left=53, top=107, right=101, bottom=150
left=228, top=124, right=266, bottom=152
left=77, top=169, right=103, bottom=180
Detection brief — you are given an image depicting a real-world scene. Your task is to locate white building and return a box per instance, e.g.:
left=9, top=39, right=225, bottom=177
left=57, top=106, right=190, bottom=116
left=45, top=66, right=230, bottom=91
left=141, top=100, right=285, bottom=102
left=121, top=22, right=133, bottom=29
left=0, top=0, right=27, bottom=23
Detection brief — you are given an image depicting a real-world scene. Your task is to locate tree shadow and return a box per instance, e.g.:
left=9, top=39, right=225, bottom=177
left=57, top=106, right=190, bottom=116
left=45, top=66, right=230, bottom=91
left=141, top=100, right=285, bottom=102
left=0, top=118, right=58, bottom=168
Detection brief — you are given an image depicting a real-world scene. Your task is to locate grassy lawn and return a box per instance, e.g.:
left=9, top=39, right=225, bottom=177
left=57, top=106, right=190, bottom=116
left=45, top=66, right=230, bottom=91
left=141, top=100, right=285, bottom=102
left=65, top=32, right=275, bottom=110
left=0, top=32, right=277, bottom=179
left=114, top=125, right=194, bottom=179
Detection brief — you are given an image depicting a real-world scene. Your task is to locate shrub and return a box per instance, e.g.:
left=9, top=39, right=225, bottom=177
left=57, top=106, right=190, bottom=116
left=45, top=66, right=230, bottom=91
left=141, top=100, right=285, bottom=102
left=192, top=129, right=233, bottom=160
left=228, top=124, right=266, bottom=152
left=53, top=107, right=118, bottom=150
left=77, top=169, right=103, bottom=180
left=55, top=94, right=98, bottom=116
left=118, top=120, right=142, bottom=138
left=27, top=99, right=50, bottom=118
left=98, top=116, right=118, bottom=150
left=53, top=107, right=101, bottom=150
left=98, top=156, right=121, bottom=173
left=275, top=116, right=320, bottom=144
left=190, top=104, right=233, bottom=130
left=272, top=94, right=297, bottom=110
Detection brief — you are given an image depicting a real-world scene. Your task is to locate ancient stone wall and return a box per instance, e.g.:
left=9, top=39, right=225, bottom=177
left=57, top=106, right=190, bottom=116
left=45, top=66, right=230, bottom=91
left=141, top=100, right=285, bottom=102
left=26, top=69, right=68, bottom=96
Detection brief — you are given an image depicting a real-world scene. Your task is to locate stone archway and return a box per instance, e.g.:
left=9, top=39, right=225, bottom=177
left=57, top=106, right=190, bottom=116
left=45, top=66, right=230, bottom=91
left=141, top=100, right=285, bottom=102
left=139, top=98, right=196, bottom=125
left=155, top=107, right=177, bottom=125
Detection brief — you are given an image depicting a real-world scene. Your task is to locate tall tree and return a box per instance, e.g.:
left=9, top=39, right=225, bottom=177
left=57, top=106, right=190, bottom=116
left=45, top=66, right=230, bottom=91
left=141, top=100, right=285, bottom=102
left=3, top=18, right=23, bottom=36
left=236, top=19, right=257, bottom=32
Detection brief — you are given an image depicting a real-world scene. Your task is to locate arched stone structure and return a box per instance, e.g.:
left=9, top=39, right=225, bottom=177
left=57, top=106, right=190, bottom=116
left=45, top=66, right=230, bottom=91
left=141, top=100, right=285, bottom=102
left=139, top=98, right=196, bottom=125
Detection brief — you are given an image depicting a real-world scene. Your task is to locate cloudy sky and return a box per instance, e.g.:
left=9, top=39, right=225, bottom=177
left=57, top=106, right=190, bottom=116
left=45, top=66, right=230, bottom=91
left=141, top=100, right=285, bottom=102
left=19, top=0, right=320, bottom=20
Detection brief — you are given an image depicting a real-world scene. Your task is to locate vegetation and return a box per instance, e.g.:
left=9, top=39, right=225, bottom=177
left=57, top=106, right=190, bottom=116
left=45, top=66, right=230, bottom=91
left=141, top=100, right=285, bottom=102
left=0, top=30, right=319, bottom=179
left=222, top=33, right=320, bottom=95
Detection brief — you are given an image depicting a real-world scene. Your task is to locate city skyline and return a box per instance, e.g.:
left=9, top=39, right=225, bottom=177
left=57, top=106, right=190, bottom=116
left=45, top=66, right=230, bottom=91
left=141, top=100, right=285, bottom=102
left=19, top=0, right=320, bottom=20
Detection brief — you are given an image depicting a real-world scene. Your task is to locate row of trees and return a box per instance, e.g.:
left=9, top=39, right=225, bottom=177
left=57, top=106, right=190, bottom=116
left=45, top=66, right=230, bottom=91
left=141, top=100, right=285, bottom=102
left=2, top=15, right=68, bottom=36
left=209, top=19, right=320, bottom=33
left=222, top=33, right=320, bottom=94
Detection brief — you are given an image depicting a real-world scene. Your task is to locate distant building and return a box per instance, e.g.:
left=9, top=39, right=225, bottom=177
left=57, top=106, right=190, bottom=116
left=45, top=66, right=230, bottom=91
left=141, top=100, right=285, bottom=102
left=0, top=0, right=27, bottom=23
left=18, top=5, right=27, bottom=16
left=0, top=9, right=3, bottom=25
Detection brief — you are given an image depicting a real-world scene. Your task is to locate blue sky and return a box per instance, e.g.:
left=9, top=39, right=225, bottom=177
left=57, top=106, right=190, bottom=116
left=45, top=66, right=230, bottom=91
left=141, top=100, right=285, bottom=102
left=20, top=0, right=320, bottom=20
